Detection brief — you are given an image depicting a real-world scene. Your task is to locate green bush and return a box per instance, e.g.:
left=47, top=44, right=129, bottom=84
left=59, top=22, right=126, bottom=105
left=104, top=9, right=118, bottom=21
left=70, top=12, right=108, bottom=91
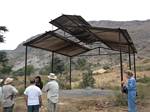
left=18, top=87, right=25, bottom=96
left=142, top=58, right=150, bottom=64
left=137, top=83, right=150, bottom=100
left=74, top=58, right=90, bottom=70
left=13, top=65, right=34, bottom=76
left=58, top=75, right=71, bottom=89
left=136, top=64, right=150, bottom=71
left=79, top=70, right=95, bottom=88
left=58, top=80, right=71, bottom=89
left=39, top=65, right=50, bottom=75
left=114, top=92, right=127, bottom=106
left=39, top=57, right=65, bottom=75
left=103, top=65, right=110, bottom=70
left=137, top=76, right=150, bottom=84
left=0, top=51, right=12, bottom=74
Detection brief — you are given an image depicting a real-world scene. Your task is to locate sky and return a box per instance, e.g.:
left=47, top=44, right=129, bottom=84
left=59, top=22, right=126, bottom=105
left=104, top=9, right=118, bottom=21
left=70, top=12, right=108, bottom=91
left=0, top=0, right=150, bottom=50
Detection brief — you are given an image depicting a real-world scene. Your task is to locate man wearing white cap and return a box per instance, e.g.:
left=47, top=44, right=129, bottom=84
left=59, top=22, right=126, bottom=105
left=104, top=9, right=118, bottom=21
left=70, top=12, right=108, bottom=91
left=43, top=73, right=59, bottom=112
left=2, top=77, right=18, bottom=112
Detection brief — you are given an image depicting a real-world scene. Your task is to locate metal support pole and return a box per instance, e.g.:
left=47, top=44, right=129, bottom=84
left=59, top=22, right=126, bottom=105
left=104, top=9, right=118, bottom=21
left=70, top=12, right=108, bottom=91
left=24, top=46, right=28, bottom=88
left=69, top=57, right=72, bottom=89
left=119, top=30, right=123, bottom=86
left=51, top=52, right=54, bottom=73
left=120, top=47, right=123, bottom=81
left=133, top=53, right=136, bottom=79
left=99, top=47, right=101, bottom=55
left=128, top=46, right=131, bottom=70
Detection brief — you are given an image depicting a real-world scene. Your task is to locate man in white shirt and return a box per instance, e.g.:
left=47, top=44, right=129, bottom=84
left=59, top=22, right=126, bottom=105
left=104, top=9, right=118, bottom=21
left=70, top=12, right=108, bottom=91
left=43, top=73, right=59, bottom=112
left=24, top=79, right=42, bottom=112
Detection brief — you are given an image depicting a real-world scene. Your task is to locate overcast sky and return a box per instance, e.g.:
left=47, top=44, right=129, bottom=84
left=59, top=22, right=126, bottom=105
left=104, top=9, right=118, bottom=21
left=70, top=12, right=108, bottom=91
left=0, top=0, right=150, bottom=50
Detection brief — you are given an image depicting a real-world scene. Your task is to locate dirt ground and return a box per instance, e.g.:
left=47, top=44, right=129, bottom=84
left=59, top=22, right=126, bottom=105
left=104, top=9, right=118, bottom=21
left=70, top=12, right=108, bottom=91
left=0, top=69, right=150, bottom=112
left=0, top=93, right=149, bottom=112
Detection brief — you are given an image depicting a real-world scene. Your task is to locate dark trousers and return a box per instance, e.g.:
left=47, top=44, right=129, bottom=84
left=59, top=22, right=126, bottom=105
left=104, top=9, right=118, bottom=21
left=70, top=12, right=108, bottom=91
left=28, top=105, right=40, bottom=112
left=3, top=105, right=14, bottom=112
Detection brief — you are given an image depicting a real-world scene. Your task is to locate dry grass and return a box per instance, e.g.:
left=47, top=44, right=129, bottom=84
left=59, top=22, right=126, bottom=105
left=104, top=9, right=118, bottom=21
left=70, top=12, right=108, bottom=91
left=1, top=67, right=150, bottom=112
left=93, top=70, right=121, bottom=89
left=0, top=95, right=128, bottom=112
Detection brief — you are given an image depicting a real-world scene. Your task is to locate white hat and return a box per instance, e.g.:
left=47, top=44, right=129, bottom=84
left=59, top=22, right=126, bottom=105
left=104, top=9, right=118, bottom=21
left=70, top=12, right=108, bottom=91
left=4, top=77, right=14, bottom=84
left=48, top=73, right=57, bottom=80
left=0, top=79, right=3, bottom=84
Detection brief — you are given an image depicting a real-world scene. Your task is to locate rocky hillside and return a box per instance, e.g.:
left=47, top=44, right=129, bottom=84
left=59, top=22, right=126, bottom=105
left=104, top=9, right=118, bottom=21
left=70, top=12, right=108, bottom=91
left=4, top=20, right=150, bottom=71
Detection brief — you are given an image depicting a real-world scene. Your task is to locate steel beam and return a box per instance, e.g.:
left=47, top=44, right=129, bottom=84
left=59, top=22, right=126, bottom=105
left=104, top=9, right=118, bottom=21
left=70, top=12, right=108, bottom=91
left=133, top=53, right=136, bottom=79
left=69, top=57, right=72, bottom=89
left=51, top=52, right=54, bottom=73
left=119, top=30, right=123, bottom=85
left=24, top=46, right=28, bottom=88
left=128, top=46, right=131, bottom=70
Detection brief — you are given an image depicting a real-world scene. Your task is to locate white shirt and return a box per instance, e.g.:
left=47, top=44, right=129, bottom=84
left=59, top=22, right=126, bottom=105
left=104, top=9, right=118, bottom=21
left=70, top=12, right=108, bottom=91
left=24, top=85, right=42, bottom=106
left=43, top=80, right=59, bottom=103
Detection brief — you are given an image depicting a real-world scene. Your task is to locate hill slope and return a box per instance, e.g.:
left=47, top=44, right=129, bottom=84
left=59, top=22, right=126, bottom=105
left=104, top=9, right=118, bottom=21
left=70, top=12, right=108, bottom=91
left=4, top=20, right=150, bottom=71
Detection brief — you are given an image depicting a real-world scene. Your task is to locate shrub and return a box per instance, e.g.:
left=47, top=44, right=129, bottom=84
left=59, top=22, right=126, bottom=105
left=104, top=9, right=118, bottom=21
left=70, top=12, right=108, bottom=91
left=39, top=57, right=65, bottom=75
left=74, top=58, right=90, bottom=70
left=13, top=65, right=34, bottom=76
left=18, top=87, right=25, bottom=96
left=79, top=70, right=95, bottom=88
left=136, top=64, right=150, bottom=71
left=58, top=74, right=71, bottom=89
left=142, top=58, right=150, bottom=64
left=103, top=65, right=110, bottom=70
left=137, top=83, right=150, bottom=100
left=114, top=92, right=127, bottom=106
left=137, top=76, right=150, bottom=84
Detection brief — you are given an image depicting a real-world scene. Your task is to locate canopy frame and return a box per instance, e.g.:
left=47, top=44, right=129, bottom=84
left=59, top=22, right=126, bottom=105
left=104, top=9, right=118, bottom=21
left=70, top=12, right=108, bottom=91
left=23, top=15, right=137, bottom=89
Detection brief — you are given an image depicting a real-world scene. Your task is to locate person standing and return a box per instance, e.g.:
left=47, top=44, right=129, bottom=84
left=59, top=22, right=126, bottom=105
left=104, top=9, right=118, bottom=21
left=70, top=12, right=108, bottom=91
left=2, top=77, right=18, bottom=112
left=43, top=73, right=59, bottom=112
left=24, top=79, right=42, bottom=112
left=122, top=70, right=137, bottom=112
left=35, top=76, right=43, bottom=90
left=0, top=79, right=4, bottom=105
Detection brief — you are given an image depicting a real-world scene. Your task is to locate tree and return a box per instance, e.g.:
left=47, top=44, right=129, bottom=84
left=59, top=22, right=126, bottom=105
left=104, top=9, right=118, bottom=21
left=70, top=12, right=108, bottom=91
left=39, top=56, right=65, bottom=75
left=75, top=58, right=90, bottom=70
left=80, top=70, right=95, bottom=88
left=0, top=26, right=8, bottom=42
left=0, top=26, right=11, bottom=75
left=13, top=65, right=35, bottom=76
left=39, top=65, right=50, bottom=76
left=53, top=57, right=65, bottom=74
left=0, top=51, right=8, bottom=66
left=0, top=51, right=12, bottom=74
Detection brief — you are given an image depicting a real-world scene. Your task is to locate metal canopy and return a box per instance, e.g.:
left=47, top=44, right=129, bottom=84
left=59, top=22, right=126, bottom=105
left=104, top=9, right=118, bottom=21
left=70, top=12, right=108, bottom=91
left=23, top=14, right=137, bottom=89
left=50, top=14, right=137, bottom=53
left=23, top=31, right=90, bottom=57
left=89, top=27, right=137, bottom=53
left=50, top=14, right=99, bottom=43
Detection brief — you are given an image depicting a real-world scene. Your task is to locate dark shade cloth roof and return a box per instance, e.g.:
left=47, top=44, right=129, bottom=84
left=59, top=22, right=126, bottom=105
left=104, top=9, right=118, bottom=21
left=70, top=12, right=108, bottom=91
left=50, top=14, right=137, bottom=53
left=50, top=14, right=99, bottom=43
left=88, top=27, right=137, bottom=53
left=23, top=31, right=90, bottom=57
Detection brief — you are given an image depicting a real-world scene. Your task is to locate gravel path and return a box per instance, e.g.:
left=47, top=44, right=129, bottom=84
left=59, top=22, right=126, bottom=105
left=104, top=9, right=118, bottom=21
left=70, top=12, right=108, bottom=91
left=59, top=88, right=114, bottom=97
